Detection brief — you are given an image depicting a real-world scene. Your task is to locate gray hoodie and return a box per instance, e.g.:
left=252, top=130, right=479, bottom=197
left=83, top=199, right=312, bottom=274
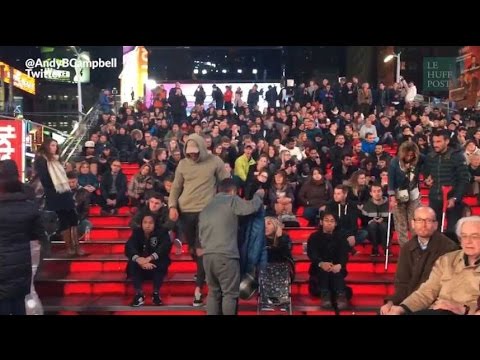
left=168, top=133, right=229, bottom=213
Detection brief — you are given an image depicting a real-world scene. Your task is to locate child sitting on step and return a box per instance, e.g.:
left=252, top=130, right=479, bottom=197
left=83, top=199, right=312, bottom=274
left=125, top=214, right=172, bottom=306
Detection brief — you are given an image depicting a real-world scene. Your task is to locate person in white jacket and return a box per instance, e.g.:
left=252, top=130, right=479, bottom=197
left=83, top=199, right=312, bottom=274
left=402, top=78, right=417, bottom=103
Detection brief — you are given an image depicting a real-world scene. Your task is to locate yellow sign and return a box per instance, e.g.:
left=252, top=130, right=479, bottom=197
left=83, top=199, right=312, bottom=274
left=0, top=61, right=36, bottom=95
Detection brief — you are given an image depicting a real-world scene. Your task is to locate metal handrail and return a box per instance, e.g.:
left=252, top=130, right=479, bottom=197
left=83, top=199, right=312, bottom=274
left=60, top=104, right=99, bottom=159
left=62, top=104, right=102, bottom=163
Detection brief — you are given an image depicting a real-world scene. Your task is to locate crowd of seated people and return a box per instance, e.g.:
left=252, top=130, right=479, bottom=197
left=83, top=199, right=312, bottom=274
left=36, top=77, right=480, bottom=311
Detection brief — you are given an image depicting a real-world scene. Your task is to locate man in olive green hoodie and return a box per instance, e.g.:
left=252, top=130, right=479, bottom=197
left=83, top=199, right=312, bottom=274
left=168, top=133, right=229, bottom=306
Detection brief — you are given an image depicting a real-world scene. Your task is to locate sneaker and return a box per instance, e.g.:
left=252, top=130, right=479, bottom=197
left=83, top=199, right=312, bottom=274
left=336, top=293, right=349, bottom=311
left=152, top=293, right=163, bottom=306
left=192, top=293, right=203, bottom=307
left=131, top=293, right=145, bottom=307
left=173, top=238, right=183, bottom=255
left=320, top=292, right=333, bottom=309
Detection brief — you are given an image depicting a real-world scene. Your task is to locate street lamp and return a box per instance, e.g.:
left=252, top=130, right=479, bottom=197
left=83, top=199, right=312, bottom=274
left=69, top=46, right=89, bottom=124
left=384, top=52, right=402, bottom=83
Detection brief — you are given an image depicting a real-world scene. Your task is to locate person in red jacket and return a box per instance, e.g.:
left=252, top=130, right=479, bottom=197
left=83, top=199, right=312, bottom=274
left=224, top=85, right=233, bottom=111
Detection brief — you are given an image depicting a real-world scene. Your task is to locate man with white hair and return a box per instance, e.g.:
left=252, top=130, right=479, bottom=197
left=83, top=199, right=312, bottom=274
left=386, top=215, right=480, bottom=315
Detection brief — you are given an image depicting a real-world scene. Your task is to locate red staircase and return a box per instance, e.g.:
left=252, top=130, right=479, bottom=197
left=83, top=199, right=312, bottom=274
left=35, top=155, right=477, bottom=315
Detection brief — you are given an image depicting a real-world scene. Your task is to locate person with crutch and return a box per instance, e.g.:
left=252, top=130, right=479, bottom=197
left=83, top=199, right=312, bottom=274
left=387, top=142, right=423, bottom=248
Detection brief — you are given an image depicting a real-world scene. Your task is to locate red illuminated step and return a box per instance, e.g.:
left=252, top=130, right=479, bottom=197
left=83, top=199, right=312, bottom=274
left=288, top=229, right=400, bottom=243
left=290, top=241, right=400, bottom=255
left=464, top=196, right=479, bottom=207
left=120, top=163, right=140, bottom=170
left=121, top=168, right=139, bottom=176
left=43, top=250, right=397, bottom=275
left=51, top=241, right=188, bottom=255
left=40, top=293, right=387, bottom=315
left=36, top=270, right=394, bottom=298
left=90, top=227, right=131, bottom=239
left=90, top=216, right=131, bottom=227
left=89, top=206, right=131, bottom=216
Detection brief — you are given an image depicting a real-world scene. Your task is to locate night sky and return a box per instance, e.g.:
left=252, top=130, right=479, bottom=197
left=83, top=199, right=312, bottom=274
left=0, top=46, right=123, bottom=89
left=0, top=46, right=345, bottom=88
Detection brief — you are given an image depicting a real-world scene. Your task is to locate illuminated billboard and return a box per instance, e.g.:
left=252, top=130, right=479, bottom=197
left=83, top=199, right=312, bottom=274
left=449, top=46, right=480, bottom=108
left=0, top=119, right=27, bottom=181
left=40, top=47, right=90, bottom=83
left=0, top=62, right=36, bottom=95
left=119, top=46, right=148, bottom=104
left=145, top=82, right=281, bottom=113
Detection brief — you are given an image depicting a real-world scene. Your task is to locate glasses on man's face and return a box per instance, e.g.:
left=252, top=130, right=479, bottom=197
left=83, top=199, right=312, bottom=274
left=413, top=218, right=437, bottom=225
left=460, top=234, right=480, bottom=241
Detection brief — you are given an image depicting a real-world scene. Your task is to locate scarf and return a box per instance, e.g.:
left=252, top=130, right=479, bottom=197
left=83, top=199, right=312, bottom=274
left=45, top=155, right=70, bottom=194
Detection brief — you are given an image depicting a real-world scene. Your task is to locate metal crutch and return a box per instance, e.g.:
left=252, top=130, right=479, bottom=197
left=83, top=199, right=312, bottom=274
left=441, top=185, right=453, bottom=233
left=384, top=211, right=392, bottom=271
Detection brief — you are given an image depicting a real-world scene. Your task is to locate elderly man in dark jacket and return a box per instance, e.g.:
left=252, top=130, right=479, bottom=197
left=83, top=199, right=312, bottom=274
left=380, top=206, right=458, bottom=315
left=0, top=161, right=46, bottom=315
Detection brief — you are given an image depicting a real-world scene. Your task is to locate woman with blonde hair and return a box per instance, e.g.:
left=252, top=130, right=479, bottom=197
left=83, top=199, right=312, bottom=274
left=264, top=216, right=293, bottom=265
left=388, top=141, right=422, bottom=247
left=259, top=216, right=294, bottom=311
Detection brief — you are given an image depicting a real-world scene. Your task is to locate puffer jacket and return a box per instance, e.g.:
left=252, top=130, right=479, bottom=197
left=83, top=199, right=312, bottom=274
left=0, top=192, right=45, bottom=300
left=422, top=147, right=470, bottom=202
left=239, top=206, right=267, bottom=275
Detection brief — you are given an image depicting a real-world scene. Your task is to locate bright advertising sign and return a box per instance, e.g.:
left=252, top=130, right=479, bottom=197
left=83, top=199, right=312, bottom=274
left=0, top=62, right=36, bottom=95
left=0, top=119, right=26, bottom=181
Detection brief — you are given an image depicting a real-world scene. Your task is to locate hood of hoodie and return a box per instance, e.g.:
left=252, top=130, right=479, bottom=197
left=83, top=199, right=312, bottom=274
left=184, top=133, right=209, bottom=163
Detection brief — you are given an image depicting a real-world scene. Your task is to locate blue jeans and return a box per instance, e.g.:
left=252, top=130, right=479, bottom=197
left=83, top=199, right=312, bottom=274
left=303, top=207, right=319, bottom=225
left=355, top=229, right=368, bottom=244
left=0, top=297, right=26, bottom=315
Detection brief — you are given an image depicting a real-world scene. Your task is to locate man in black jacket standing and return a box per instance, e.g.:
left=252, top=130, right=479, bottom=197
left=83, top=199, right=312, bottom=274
left=423, top=130, right=470, bottom=232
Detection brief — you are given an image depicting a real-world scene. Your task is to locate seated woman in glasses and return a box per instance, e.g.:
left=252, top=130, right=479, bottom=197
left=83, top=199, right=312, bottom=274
left=386, top=215, right=480, bottom=315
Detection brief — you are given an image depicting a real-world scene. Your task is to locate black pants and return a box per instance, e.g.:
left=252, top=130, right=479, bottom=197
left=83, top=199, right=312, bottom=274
left=367, top=221, right=388, bottom=254
left=180, top=212, right=205, bottom=288
left=224, top=101, right=233, bottom=111
left=0, top=296, right=26, bottom=315
left=309, top=269, right=346, bottom=296
left=359, top=103, right=371, bottom=117
left=130, top=261, right=168, bottom=294
left=429, top=198, right=463, bottom=233
left=99, top=194, right=128, bottom=212
left=56, top=209, right=78, bottom=232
